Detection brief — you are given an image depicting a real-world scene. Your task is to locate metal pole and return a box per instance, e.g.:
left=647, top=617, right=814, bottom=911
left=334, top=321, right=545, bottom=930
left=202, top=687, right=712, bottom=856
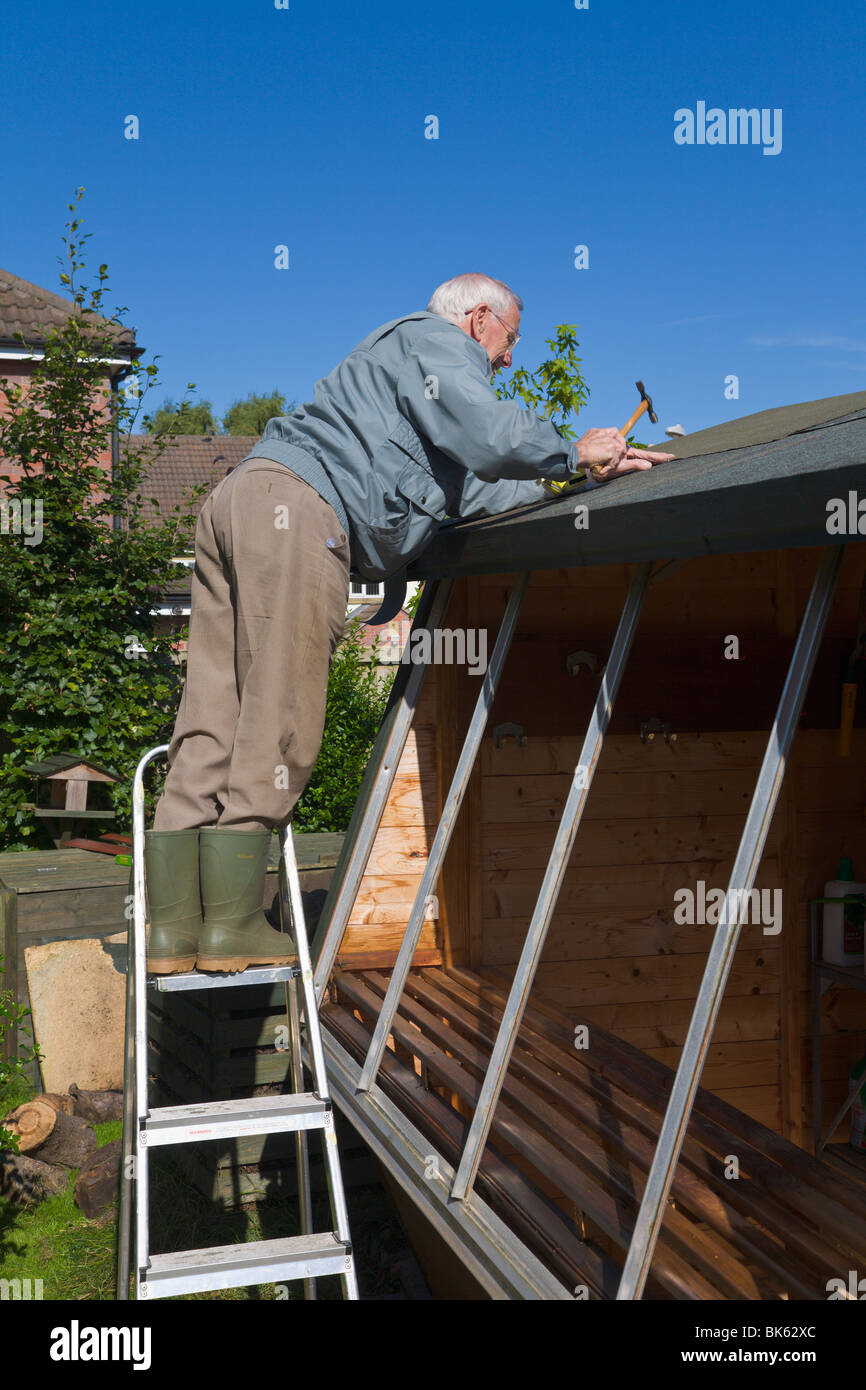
left=811, top=903, right=823, bottom=1154
left=313, top=577, right=454, bottom=1003
left=617, top=545, right=844, bottom=1300
left=116, top=882, right=137, bottom=1299
left=358, top=572, right=531, bottom=1093
left=282, top=846, right=316, bottom=1300
left=280, top=827, right=359, bottom=1300
left=451, top=562, right=653, bottom=1201
left=131, top=744, right=169, bottom=1298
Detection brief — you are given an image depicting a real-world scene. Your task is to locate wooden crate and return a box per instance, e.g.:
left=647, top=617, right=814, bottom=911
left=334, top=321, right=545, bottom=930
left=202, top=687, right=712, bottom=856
left=148, top=980, right=375, bottom=1203
left=0, top=832, right=343, bottom=1091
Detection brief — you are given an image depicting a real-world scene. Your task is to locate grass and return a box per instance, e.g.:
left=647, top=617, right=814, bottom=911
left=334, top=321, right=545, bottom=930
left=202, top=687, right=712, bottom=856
left=1, top=1116, right=123, bottom=1300
left=1, top=1079, right=420, bottom=1300
left=0, top=1076, right=309, bottom=1300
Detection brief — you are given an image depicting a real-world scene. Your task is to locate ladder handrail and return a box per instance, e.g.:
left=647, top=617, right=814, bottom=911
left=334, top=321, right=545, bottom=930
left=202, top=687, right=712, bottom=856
left=117, top=748, right=359, bottom=1301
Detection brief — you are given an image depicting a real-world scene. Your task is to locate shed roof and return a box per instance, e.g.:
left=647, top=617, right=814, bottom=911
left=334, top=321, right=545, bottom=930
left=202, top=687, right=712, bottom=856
left=408, top=390, right=866, bottom=578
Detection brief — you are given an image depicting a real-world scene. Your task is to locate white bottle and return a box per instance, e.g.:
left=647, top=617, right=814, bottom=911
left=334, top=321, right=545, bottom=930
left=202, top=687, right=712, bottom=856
left=821, top=856, right=866, bottom=968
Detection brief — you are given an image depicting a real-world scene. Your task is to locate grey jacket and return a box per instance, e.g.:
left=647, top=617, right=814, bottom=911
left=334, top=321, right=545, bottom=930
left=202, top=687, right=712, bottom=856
left=241, top=311, right=585, bottom=580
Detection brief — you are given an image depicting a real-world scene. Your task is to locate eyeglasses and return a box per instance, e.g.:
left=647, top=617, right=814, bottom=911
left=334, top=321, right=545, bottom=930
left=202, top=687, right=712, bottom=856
left=464, top=305, right=521, bottom=350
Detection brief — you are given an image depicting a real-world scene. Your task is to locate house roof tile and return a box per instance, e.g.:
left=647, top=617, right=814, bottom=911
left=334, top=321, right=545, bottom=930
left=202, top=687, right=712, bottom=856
left=122, top=434, right=259, bottom=524
left=0, top=268, right=138, bottom=353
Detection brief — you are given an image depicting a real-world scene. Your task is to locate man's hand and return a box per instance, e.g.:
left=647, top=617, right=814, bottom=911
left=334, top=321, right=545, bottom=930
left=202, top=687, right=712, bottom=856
left=575, top=426, right=675, bottom=481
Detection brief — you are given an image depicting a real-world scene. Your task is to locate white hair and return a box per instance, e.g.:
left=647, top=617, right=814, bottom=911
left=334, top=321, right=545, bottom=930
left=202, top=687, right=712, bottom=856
left=427, top=272, right=523, bottom=325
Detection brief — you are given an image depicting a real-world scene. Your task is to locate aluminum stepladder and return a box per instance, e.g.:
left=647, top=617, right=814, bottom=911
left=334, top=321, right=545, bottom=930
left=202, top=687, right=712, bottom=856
left=117, top=745, right=359, bottom=1301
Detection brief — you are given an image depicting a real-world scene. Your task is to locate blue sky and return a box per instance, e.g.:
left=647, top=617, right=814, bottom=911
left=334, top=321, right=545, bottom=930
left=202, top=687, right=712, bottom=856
left=4, top=0, right=864, bottom=439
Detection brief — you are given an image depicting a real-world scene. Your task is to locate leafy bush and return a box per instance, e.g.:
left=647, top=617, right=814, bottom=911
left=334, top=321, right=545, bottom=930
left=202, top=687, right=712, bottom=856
left=293, top=616, right=394, bottom=832
left=0, top=955, right=40, bottom=1151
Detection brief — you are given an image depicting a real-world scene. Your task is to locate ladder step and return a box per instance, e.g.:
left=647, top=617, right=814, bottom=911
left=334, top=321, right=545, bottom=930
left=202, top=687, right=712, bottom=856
left=149, top=963, right=301, bottom=992
left=142, top=1232, right=351, bottom=1299
left=144, top=1093, right=329, bottom=1147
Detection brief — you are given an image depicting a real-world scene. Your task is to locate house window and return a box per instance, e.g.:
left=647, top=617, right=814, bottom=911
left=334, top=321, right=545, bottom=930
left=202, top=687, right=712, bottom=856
left=349, top=581, right=384, bottom=600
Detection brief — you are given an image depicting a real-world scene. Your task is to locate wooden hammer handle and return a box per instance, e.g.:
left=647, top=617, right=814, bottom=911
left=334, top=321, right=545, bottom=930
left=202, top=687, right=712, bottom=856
left=621, top=398, right=649, bottom=439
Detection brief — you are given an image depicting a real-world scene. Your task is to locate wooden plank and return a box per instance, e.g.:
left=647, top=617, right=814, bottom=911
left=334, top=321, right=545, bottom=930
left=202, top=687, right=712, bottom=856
left=645, top=1040, right=781, bottom=1091
left=483, top=731, right=764, bottom=778
left=529, top=948, right=778, bottom=1009
left=401, top=969, right=823, bottom=1297
left=362, top=826, right=434, bottom=876
left=481, top=858, right=782, bottom=918
left=475, top=548, right=866, bottom=631
left=378, top=776, right=438, bottom=827
left=147, top=1012, right=213, bottom=1086
left=341, top=923, right=439, bottom=956
left=0, top=850, right=132, bottom=893
left=480, top=727, right=866, bottom=778
left=778, top=780, right=804, bottom=1144
left=479, top=911, right=778, bottom=966
left=480, top=767, right=763, bottom=824
left=335, top=948, right=442, bottom=970
left=147, top=991, right=215, bottom=1046
left=15, top=887, right=128, bottom=935
left=711, top=1086, right=780, bottom=1132
left=347, top=876, right=442, bottom=924
left=471, top=966, right=866, bottom=1236
left=428, top=967, right=851, bottom=1275
left=481, top=815, right=782, bottom=871
left=476, top=550, right=831, bottom=596
left=562, top=994, right=782, bottom=1049
left=334, top=971, right=721, bottom=1300
left=323, top=1001, right=624, bottom=1298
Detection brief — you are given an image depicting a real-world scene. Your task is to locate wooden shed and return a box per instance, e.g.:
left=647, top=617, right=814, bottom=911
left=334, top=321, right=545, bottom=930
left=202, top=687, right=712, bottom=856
left=310, top=389, right=866, bottom=1300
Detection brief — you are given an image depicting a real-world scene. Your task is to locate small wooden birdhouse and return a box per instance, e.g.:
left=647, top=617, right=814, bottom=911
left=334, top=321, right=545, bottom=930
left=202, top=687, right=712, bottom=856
left=24, top=753, right=120, bottom=843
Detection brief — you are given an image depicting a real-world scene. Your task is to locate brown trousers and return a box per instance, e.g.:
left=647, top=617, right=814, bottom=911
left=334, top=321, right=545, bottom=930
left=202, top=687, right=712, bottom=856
left=153, top=458, right=351, bottom=831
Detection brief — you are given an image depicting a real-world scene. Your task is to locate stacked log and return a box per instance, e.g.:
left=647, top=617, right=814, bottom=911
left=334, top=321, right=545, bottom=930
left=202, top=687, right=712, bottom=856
left=1, top=1087, right=123, bottom=1214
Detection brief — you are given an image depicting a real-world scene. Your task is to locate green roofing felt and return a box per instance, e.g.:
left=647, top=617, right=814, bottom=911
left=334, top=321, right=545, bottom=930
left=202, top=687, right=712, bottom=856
left=408, top=392, right=866, bottom=578
left=647, top=389, right=866, bottom=458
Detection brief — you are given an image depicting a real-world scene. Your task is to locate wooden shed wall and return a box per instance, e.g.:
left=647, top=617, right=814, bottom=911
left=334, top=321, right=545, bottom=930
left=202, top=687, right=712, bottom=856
left=345, top=544, right=866, bottom=1152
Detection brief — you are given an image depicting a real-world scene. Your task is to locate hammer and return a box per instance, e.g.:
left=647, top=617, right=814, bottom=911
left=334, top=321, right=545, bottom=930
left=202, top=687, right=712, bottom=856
left=621, top=380, right=657, bottom=440
left=542, top=379, right=659, bottom=493
left=586, top=380, right=658, bottom=480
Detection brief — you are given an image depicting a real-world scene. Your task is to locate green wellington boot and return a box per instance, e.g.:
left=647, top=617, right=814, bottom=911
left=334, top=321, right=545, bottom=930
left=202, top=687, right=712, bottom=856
left=196, top=827, right=297, bottom=973
left=144, top=829, right=202, bottom=974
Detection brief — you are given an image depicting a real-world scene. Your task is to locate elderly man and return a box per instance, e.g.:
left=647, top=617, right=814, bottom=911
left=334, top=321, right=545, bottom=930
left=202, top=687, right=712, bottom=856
left=145, top=272, right=673, bottom=974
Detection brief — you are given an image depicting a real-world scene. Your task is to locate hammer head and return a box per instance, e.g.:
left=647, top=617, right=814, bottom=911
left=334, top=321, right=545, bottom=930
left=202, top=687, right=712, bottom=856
left=635, top=380, right=657, bottom=425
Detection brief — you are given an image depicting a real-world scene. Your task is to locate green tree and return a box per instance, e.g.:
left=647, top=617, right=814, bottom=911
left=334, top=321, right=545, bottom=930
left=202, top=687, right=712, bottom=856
left=496, top=324, right=647, bottom=447
left=0, top=189, right=207, bottom=850
left=144, top=397, right=219, bottom=436
left=495, top=323, right=590, bottom=437
left=223, top=391, right=291, bottom=436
